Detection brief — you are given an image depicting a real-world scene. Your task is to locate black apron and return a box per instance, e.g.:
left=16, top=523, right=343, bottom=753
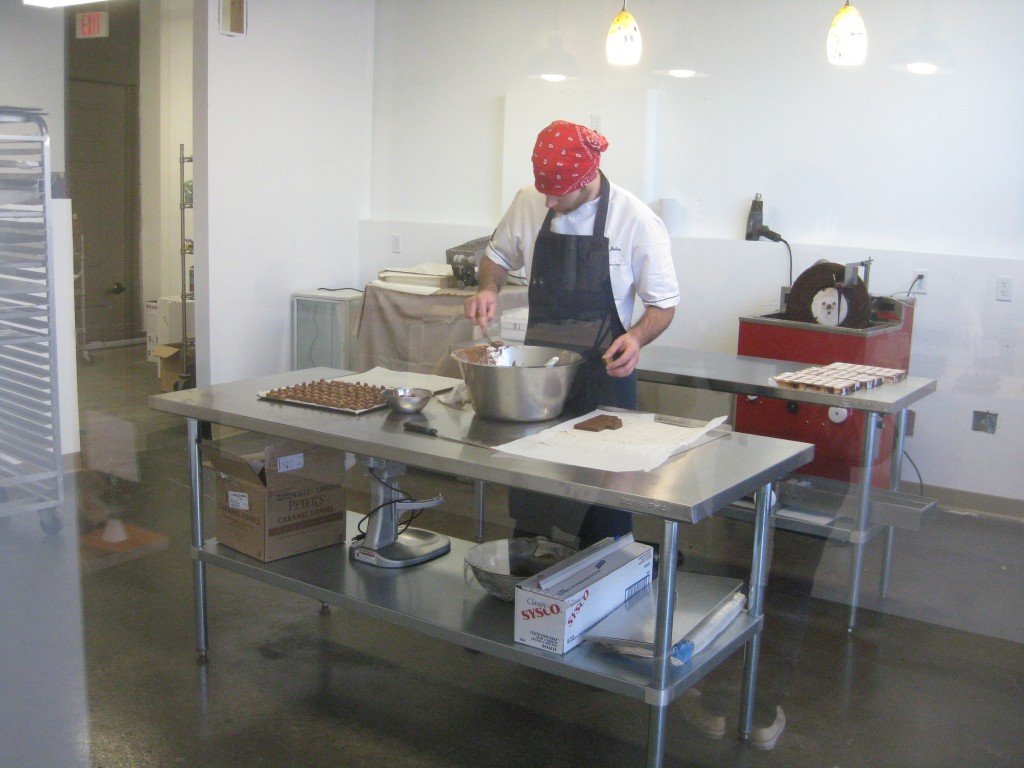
left=509, top=173, right=637, bottom=547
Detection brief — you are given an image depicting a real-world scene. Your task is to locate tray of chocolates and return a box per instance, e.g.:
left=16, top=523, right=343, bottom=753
left=772, top=362, right=907, bottom=395
left=258, top=378, right=390, bottom=414
left=257, top=368, right=462, bottom=415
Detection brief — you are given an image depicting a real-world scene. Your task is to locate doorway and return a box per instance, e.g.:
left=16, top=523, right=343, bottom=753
left=67, top=79, right=140, bottom=346
left=65, top=1, right=142, bottom=348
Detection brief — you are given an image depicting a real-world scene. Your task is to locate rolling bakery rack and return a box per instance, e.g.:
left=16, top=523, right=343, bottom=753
left=0, top=107, right=63, bottom=534
left=150, top=366, right=814, bottom=768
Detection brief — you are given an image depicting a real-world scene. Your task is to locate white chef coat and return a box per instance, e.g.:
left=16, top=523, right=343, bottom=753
left=485, top=182, right=680, bottom=331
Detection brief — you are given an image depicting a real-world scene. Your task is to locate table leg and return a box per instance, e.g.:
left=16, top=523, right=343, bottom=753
left=645, top=518, right=679, bottom=768
left=188, top=418, right=209, bottom=660
left=474, top=480, right=485, bottom=543
left=879, top=409, right=909, bottom=599
left=740, top=482, right=774, bottom=737
left=847, top=411, right=880, bottom=631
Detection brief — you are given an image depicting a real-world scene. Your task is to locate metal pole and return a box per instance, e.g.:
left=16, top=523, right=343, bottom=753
left=179, top=144, right=193, bottom=386
left=188, top=418, right=209, bottom=659
left=645, top=519, right=679, bottom=768
left=740, top=482, right=774, bottom=737
left=847, top=411, right=880, bottom=631
left=880, top=408, right=909, bottom=598
left=474, top=480, right=485, bottom=542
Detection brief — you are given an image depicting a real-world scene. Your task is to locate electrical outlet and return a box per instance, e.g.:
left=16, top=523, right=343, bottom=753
left=390, top=234, right=401, bottom=254
left=996, top=276, right=1012, bottom=302
left=972, top=410, right=998, bottom=434
left=911, top=270, right=928, bottom=294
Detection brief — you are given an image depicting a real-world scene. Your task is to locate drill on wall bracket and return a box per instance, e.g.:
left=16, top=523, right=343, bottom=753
left=745, top=193, right=783, bottom=242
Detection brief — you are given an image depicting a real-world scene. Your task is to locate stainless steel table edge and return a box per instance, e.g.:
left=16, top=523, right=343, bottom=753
left=637, top=346, right=937, bottom=414
left=151, top=370, right=812, bottom=768
left=148, top=368, right=814, bottom=525
left=637, top=346, right=939, bottom=630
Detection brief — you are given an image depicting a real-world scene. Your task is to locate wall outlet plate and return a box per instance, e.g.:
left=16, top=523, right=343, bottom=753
left=996, top=276, right=1012, bottom=302
left=912, top=270, right=928, bottom=294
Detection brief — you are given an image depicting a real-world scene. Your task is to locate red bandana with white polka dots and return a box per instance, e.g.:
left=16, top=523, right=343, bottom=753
left=532, top=120, right=609, bottom=195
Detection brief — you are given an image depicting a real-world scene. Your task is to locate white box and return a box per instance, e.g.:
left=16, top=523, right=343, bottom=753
left=144, top=299, right=159, bottom=362
left=291, top=289, right=363, bottom=371
left=500, top=306, right=529, bottom=344
left=156, top=295, right=195, bottom=344
left=514, top=534, right=653, bottom=654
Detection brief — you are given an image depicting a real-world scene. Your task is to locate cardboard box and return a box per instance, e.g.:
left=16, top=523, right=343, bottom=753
left=156, top=295, right=195, bottom=344
left=144, top=299, right=159, bottom=362
left=153, top=343, right=193, bottom=392
left=514, top=534, right=654, bottom=654
left=203, top=439, right=348, bottom=562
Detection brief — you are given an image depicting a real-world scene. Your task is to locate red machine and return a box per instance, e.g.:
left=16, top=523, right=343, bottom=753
left=734, top=262, right=915, bottom=489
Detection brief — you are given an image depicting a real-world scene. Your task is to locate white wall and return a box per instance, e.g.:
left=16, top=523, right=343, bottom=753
left=195, top=0, right=375, bottom=385
left=0, top=4, right=67, bottom=172
left=140, top=0, right=194, bottom=304
left=359, top=0, right=1022, bottom=501
left=195, top=0, right=1022, bottom=501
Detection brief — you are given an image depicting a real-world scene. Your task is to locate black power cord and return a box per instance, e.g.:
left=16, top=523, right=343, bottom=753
left=745, top=194, right=793, bottom=284
left=352, top=467, right=425, bottom=542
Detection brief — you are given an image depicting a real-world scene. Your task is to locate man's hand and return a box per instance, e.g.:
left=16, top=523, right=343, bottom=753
left=463, top=256, right=508, bottom=330
left=602, top=332, right=642, bottom=377
left=603, top=306, right=675, bottom=377
left=463, top=289, right=500, bottom=329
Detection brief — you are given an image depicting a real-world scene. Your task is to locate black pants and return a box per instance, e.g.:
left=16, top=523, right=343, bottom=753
left=509, top=358, right=637, bottom=548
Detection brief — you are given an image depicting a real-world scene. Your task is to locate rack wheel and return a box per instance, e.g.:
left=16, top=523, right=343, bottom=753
left=39, top=508, right=62, bottom=535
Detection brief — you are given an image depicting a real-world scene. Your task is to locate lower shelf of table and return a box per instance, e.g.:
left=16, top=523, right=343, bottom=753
left=724, top=474, right=937, bottom=543
left=195, top=527, right=761, bottom=708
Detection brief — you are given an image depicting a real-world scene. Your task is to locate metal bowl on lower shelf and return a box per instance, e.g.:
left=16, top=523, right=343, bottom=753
left=385, top=387, right=432, bottom=414
left=464, top=537, right=576, bottom=602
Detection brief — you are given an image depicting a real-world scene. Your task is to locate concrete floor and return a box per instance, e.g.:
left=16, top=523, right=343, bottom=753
left=4, top=345, right=1021, bottom=768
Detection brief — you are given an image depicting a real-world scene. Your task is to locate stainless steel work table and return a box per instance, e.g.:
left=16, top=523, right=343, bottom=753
left=150, top=367, right=814, bottom=768
left=638, top=346, right=939, bottom=630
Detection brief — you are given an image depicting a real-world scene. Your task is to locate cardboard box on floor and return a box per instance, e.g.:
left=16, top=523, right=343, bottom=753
left=514, top=535, right=654, bottom=654
left=153, top=343, right=193, bottom=392
left=202, top=439, right=348, bottom=562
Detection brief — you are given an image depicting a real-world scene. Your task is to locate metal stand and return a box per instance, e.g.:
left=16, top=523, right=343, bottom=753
left=349, top=456, right=450, bottom=568
left=177, top=143, right=194, bottom=390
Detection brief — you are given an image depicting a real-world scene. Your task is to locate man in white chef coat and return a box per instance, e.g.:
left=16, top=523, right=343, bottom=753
left=464, top=119, right=679, bottom=547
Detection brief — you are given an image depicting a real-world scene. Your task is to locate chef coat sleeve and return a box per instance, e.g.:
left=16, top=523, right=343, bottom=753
left=484, top=187, right=540, bottom=273
left=627, top=215, right=680, bottom=310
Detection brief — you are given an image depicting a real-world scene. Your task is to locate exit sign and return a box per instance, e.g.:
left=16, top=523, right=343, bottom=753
left=76, top=12, right=109, bottom=39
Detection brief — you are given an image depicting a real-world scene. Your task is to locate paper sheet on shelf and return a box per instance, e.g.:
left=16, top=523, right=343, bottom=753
left=367, top=279, right=440, bottom=295
left=336, top=367, right=461, bottom=393
left=494, top=410, right=728, bottom=473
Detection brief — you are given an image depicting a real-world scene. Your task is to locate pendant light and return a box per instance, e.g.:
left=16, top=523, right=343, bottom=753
left=888, top=21, right=955, bottom=75
left=826, top=1, right=867, bottom=66
left=606, top=3, right=642, bottom=66
left=527, top=31, right=581, bottom=82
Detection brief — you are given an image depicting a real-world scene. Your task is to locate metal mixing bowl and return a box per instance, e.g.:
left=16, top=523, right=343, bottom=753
left=450, top=344, right=582, bottom=422
left=464, top=538, right=577, bottom=602
left=385, top=387, right=432, bottom=414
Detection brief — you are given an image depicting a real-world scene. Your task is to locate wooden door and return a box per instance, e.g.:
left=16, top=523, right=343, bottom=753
left=67, top=79, right=140, bottom=346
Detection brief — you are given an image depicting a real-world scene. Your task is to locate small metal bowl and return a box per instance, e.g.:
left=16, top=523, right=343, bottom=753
left=385, top=387, right=432, bottom=414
